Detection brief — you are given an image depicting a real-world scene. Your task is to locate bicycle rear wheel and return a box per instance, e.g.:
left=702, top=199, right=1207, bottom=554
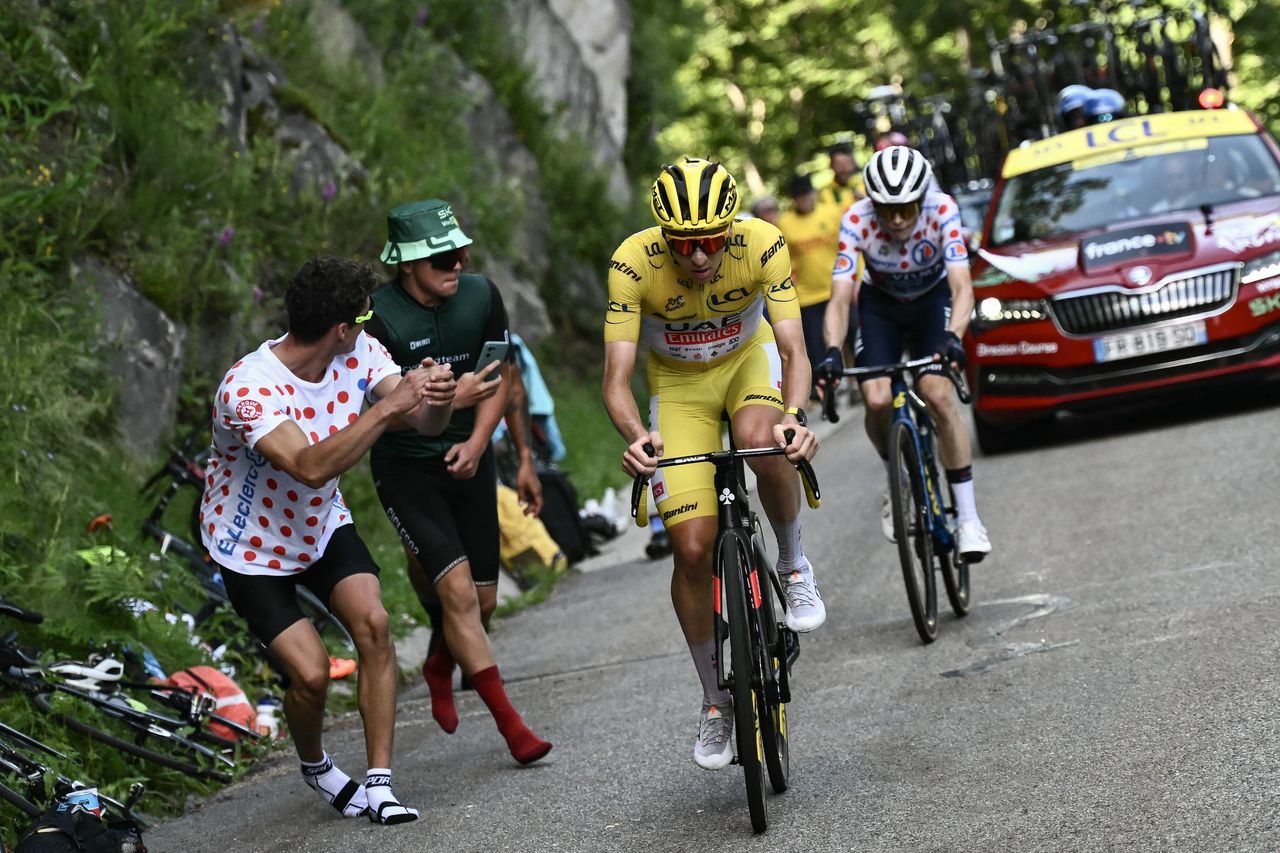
left=924, top=433, right=971, bottom=618
left=719, top=533, right=767, bottom=834
left=890, top=421, right=937, bottom=643
left=752, top=533, right=789, bottom=795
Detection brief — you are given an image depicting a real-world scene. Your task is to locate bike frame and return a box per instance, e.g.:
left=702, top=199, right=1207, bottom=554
left=887, top=372, right=958, bottom=559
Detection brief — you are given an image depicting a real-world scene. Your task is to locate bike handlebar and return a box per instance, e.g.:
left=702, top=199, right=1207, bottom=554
left=0, top=596, right=43, bottom=625
left=629, top=434, right=821, bottom=529
left=819, top=354, right=973, bottom=425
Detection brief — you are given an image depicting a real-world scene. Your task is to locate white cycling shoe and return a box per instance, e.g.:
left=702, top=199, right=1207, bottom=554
left=693, top=704, right=734, bottom=770
left=782, top=561, right=826, bottom=632
left=957, top=520, right=992, bottom=563
left=880, top=491, right=896, bottom=543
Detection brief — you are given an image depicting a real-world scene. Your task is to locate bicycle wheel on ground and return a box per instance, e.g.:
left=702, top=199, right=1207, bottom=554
left=926, top=434, right=971, bottom=618
left=32, top=691, right=232, bottom=783
left=719, top=533, right=767, bottom=834
left=752, top=535, right=789, bottom=795
left=890, top=420, right=937, bottom=643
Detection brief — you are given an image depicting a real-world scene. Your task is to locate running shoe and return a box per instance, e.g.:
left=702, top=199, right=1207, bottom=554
left=693, top=703, right=734, bottom=770
left=783, top=564, right=826, bottom=632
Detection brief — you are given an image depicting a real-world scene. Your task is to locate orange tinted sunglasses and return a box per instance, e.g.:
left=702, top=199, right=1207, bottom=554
left=664, top=233, right=730, bottom=257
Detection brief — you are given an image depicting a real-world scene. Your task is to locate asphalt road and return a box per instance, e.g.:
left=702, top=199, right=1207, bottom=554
left=144, top=383, right=1280, bottom=853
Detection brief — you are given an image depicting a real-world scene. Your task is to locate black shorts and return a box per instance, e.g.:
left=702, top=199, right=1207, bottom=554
left=370, top=447, right=500, bottom=587
left=218, top=524, right=379, bottom=646
left=853, top=284, right=952, bottom=379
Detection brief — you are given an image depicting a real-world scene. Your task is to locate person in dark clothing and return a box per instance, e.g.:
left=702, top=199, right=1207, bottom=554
left=365, top=199, right=551, bottom=765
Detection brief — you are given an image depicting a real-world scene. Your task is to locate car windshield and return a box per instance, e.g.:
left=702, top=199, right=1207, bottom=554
left=989, top=134, right=1280, bottom=247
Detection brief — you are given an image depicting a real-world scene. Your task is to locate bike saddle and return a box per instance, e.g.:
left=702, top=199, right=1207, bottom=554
left=50, top=655, right=125, bottom=690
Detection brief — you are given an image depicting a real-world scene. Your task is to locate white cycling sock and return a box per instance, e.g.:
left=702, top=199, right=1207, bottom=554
left=300, top=753, right=368, bottom=818
left=365, top=769, right=419, bottom=825
left=769, top=515, right=802, bottom=571
left=952, top=479, right=978, bottom=524
left=689, top=639, right=731, bottom=707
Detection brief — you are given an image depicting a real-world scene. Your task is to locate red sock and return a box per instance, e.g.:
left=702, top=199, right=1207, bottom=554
left=422, top=646, right=458, bottom=734
left=471, top=666, right=552, bottom=765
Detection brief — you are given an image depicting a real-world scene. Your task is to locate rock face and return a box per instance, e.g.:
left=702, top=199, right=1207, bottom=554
left=77, top=256, right=186, bottom=458
left=509, top=0, right=632, bottom=197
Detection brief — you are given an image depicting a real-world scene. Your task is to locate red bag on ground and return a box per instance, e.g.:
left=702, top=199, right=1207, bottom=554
left=161, top=665, right=255, bottom=741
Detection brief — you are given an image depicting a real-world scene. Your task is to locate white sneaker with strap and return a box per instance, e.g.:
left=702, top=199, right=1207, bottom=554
left=957, top=520, right=992, bottom=563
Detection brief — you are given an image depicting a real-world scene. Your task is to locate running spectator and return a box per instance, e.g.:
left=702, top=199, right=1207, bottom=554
left=200, top=256, right=457, bottom=825
left=365, top=199, right=552, bottom=766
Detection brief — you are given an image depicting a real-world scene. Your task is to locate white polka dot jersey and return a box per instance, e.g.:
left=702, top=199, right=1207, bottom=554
left=832, top=190, right=969, bottom=301
left=200, top=332, right=401, bottom=576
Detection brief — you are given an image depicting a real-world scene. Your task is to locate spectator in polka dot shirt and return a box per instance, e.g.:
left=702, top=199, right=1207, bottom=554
left=200, top=256, right=456, bottom=824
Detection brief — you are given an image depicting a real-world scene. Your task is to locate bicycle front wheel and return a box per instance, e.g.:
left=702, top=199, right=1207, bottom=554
left=890, top=420, right=937, bottom=643
left=719, top=532, right=768, bottom=834
left=752, top=533, right=789, bottom=795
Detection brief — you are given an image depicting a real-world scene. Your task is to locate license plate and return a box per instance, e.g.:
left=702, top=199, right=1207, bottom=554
left=1093, top=320, right=1208, bottom=363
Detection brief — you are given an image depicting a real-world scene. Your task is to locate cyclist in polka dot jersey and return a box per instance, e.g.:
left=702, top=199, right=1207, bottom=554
left=201, top=257, right=456, bottom=825
left=818, top=146, right=992, bottom=562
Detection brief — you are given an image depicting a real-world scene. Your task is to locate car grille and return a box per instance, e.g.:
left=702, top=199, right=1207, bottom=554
left=1050, top=266, right=1239, bottom=336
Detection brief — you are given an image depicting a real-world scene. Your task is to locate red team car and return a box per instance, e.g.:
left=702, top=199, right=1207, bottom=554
left=966, top=108, right=1280, bottom=451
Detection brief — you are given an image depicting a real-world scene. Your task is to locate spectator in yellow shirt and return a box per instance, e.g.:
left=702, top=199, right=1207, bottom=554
left=777, top=174, right=850, bottom=397
left=816, top=141, right=865, bottom=214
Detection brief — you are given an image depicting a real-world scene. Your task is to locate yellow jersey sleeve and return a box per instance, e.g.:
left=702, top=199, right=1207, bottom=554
left=754, top=221, right=800, bottom=323
left=604, top=240, right=648, bottom=344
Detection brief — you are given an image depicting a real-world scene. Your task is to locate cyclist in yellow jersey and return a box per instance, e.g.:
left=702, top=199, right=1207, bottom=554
left=603, top=158, right=824, bottom=772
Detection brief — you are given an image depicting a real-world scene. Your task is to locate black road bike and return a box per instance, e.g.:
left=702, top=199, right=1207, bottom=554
left=630, top=434, right=820, bottom=834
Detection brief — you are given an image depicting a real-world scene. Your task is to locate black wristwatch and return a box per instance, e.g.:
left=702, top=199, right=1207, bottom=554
left=784, top=406, right=808, bottom=427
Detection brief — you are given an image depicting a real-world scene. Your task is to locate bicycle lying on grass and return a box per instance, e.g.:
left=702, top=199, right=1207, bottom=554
left=0, top=720, right=147, bottom=828
left=0, top=596, right=255, bottom=783
left=630, top=432, right=820, bottom=834
left=823, top=355, right=972, bottom=643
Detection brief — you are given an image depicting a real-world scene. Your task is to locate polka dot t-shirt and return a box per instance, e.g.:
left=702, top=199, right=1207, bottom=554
left=199, top=332, right=401, bottom=577
left=832, top=190, right=969, bottom=301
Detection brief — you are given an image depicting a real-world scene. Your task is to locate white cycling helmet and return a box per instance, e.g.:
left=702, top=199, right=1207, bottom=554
left=863, top=146, right=932, bottom=205
left=51, top=656, right=125, bottom=691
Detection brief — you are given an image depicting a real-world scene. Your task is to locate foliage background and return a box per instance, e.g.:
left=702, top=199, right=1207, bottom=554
left=1, top=0, right=1276, bottom=837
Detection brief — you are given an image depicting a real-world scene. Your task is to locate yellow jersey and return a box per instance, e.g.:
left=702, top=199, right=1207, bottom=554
left=816, top=175, right=865, bottom=214
left=604, top=218, right=799, bottom=368
left=776, top=206, right=843, bottom=308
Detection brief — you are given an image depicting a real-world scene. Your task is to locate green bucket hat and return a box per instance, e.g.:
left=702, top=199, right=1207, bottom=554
left=379, top=199, right=473, bottom=264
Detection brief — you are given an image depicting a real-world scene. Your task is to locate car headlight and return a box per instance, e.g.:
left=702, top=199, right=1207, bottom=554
left=974, top=296, right=1048, bottom=327
left=1241, top=249, right=1280, bottom=285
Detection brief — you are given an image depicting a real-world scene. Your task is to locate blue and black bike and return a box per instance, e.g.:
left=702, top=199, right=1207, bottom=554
left=823, top=355, right=972, bottom=643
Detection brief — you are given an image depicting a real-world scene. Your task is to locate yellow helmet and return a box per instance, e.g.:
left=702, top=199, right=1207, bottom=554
left=650, top=158, right=741, bottom=236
